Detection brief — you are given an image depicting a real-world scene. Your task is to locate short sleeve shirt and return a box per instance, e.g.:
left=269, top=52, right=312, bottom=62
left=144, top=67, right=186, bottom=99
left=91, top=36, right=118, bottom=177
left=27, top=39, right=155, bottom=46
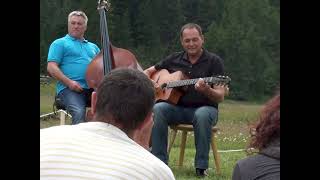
left=48, top=34, right=100, bottom=94
left=154, top=49, right=224, bottom=108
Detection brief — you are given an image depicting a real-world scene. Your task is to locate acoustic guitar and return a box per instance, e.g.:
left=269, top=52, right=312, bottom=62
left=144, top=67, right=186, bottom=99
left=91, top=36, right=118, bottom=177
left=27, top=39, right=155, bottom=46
left=151, top=69, right=231, bottom=104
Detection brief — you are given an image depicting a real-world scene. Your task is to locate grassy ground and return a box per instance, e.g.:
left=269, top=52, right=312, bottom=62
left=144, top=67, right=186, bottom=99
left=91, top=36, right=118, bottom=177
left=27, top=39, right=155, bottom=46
left=40, top=83, right=262, bottom=179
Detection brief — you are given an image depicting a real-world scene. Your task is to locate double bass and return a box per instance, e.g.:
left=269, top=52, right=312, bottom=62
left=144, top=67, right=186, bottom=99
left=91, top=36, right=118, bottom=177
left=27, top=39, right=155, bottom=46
left=86, top=0, right=143, bottom=90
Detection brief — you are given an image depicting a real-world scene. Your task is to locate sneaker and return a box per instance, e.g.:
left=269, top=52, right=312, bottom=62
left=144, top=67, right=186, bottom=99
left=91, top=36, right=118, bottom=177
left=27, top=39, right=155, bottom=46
left=196, top=168, right=208, bottom=177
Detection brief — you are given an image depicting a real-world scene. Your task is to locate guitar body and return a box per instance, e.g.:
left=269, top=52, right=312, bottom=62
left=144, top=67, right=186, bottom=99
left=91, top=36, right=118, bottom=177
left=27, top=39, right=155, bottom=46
left=150, top=69, right=231, bottom=104
left=151, top=69, right=185, bottom=104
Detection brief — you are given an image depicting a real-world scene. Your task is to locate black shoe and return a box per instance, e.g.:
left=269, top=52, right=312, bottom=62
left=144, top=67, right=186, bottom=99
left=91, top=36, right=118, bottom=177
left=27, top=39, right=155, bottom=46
left=196, top=168, right=208, bottom=177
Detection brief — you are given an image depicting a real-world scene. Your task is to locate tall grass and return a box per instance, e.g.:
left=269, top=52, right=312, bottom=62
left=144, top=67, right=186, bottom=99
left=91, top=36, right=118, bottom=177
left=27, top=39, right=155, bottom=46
left=40, top=81, right=56, bottom=114
left=40, top=82, right=263, bottom=179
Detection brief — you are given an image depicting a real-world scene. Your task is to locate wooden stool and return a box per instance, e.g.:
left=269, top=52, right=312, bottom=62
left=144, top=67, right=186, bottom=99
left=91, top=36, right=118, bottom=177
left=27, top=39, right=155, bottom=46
left=59, top=109, right=67, bottom=125
left=167, top=124, right=221, bottom=175
left=58, top=108, right=92, bottom=125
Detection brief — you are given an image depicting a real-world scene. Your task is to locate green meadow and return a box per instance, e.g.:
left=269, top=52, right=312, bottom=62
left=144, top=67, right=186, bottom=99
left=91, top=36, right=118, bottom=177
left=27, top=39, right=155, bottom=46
left=40, top=83, right=262, bottom=179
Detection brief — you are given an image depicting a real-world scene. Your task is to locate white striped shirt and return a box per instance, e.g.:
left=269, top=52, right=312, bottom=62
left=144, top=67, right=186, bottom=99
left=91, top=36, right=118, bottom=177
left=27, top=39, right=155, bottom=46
left=40, top=122, right=175, bottom=180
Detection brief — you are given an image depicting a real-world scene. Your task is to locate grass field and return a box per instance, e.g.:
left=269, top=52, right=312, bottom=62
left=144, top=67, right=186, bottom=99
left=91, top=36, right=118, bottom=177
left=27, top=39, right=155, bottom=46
left=40, top=83, right=262, bottom=179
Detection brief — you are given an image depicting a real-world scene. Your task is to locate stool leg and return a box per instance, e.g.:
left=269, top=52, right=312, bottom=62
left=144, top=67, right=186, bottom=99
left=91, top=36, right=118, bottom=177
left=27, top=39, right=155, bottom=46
left=178, top=130, right=188, bottom=166
left=211, top=132, right=221, bottom=175
left=168, top=128, right=177, bottom=154
left=60, top=110, right=66, bottom=125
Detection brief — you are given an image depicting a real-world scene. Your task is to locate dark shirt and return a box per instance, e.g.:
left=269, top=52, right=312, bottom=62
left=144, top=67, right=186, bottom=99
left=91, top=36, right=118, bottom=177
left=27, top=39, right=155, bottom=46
left=154, top=49, right=224, bottom=108
left=232, top=139, right=280, bottom=180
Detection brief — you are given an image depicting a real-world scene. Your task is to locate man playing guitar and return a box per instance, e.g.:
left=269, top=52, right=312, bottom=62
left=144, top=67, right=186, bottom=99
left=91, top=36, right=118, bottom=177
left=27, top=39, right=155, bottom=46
left=144, top=23, right=229, bottom=177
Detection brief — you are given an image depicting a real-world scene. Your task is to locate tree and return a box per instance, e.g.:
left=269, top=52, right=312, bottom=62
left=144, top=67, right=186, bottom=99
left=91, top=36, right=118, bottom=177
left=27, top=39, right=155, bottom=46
left=198, top=0, right=225, bottom=33
left=205, top=0, right=280, bottom=100
left=40, top=0, right=280, bottom=100
left=181, top=0, right=200, bottom=23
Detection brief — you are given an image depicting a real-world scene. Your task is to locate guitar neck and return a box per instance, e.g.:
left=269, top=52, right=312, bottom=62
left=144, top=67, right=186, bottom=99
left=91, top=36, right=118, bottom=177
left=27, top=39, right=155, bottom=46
left=166, top=77, right=214, bottom=88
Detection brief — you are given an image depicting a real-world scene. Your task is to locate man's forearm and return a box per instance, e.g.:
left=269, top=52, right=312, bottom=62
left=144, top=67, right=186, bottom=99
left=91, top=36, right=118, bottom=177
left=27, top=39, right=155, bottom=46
left=47, top=63, right=71, bottom=87
left=204, top=86, right=225, bottom=103
left=143, top=66, right=156, bottom=78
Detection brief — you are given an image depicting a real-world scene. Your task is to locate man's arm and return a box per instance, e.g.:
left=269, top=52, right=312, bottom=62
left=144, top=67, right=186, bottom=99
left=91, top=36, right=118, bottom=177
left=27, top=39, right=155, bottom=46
left=195, top=78, right=229, bottom=103
left=143, top=66, right=161, bottom=89
left=143, top=66, right=157, bottom=78
left=47, top=61, right=83, bottom=92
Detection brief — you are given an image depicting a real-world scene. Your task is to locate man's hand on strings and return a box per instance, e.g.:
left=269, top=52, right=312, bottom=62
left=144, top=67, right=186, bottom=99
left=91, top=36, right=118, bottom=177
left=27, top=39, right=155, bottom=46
left=195, top=78, right=210, bottom=93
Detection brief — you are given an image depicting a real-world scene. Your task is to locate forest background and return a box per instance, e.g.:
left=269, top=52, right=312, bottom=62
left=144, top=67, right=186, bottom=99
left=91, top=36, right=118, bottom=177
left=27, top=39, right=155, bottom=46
left=40, top=0, right=280, bottom=101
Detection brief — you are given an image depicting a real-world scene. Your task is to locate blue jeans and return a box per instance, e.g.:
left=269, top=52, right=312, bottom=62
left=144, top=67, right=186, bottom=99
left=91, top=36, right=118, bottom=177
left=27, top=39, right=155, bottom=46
left=57, top=88, right=92, bottom=125
left=151, top=102, right=218, bottom=169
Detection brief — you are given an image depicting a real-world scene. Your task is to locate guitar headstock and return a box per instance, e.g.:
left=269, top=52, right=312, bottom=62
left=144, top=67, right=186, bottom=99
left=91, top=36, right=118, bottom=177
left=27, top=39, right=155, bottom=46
left=213, top=75, right=231, bottom=86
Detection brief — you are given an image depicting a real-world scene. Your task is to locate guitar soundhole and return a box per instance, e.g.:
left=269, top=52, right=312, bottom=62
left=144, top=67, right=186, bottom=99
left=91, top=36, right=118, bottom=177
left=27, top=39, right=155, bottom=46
left=161, top=83, right=167, bottom=89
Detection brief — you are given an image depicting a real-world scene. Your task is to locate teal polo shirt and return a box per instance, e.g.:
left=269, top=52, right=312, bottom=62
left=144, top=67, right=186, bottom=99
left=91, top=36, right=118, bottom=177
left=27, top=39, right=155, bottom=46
left=48, top=34, right=100, bottom=94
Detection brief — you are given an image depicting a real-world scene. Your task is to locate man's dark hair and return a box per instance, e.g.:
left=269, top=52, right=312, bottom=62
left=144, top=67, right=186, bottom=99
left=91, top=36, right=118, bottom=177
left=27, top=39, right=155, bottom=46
left=180, top=23, right=203, bottom=39
left=95, top=68, right=155, bottom=133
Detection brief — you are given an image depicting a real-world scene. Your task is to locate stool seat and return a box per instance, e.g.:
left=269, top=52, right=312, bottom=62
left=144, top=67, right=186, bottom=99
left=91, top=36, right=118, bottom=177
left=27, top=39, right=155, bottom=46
left=170, top=124, right=219, bottom=132
left=168, top=124, right=221, bottom=175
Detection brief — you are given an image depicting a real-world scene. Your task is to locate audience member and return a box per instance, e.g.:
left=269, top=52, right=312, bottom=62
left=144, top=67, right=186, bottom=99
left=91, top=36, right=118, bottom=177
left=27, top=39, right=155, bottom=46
left=232, top=92, right=280, bottom=180
left=40, top=68, right=175, bottom=180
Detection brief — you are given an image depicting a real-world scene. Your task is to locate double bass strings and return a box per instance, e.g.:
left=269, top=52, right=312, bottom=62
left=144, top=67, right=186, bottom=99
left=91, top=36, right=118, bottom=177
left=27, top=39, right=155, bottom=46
left=99, top=8, right=112, bottom=75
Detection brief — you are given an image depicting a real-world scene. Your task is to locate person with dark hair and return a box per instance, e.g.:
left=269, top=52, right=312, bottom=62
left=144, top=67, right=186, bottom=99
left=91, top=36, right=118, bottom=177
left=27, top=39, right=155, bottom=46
left=232, top=92, right=280, bottom=180
left=40, top=68, right=175, bottom=180
left=47, top=10, right=100, bottom=124
left=144, top=23, right=229, bottom=177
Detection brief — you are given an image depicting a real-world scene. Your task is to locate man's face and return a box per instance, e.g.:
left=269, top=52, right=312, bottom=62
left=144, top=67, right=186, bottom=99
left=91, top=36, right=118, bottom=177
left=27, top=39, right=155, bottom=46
left=68, top=15, right=87, bottom=39
left=180, top=28, right=204, bottom=57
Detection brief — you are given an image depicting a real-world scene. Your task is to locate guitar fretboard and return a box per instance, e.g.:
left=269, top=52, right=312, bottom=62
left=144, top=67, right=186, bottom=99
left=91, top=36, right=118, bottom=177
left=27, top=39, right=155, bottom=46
left=166, top=77, right=228, bottom=88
